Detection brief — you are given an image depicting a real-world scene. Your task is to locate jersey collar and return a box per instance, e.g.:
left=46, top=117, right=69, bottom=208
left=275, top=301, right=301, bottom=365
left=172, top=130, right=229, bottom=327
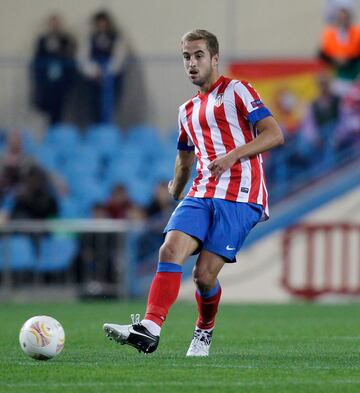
left=197, top=75, right=224, bottom=99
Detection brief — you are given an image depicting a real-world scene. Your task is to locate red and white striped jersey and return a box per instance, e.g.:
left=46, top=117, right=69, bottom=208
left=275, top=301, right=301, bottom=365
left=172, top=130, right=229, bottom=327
left=177, top=75, right=272, bottom=220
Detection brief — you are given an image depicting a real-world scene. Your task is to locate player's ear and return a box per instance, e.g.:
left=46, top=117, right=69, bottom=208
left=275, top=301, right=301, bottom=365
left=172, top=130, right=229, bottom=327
left=212, top=54, right=219, bottom=67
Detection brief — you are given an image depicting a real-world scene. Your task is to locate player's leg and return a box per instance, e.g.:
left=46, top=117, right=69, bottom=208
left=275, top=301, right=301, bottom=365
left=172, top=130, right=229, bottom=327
left=141, top=230, right=199, bottom=332
left=104, top=230, right=198, bottom=353
left=186, top=200, right=264, bottom=356
left=186, top=250, right=224, bottom=356
left=104, top=197, right=211, bottom=354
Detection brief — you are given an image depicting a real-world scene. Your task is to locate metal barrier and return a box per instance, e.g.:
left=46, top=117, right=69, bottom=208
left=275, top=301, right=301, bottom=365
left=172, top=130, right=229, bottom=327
left=282, top=223, right=360, bottom=299
left=0, top=219, right=158, bottom=302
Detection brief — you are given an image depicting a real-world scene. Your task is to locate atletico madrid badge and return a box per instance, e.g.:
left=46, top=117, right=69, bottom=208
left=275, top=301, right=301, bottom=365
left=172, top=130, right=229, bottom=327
left=215, top=93, right=224, bottom=107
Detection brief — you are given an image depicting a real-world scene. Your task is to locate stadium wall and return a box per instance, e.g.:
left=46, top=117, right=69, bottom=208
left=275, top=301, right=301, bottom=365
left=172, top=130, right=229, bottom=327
left=179, top=186, right=360, bottom=303
left=0, top=0, right=351, bottom=58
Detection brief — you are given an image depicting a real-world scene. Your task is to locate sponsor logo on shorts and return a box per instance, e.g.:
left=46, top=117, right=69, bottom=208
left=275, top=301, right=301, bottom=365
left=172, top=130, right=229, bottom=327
left=226, top=245, right=236, bottom=251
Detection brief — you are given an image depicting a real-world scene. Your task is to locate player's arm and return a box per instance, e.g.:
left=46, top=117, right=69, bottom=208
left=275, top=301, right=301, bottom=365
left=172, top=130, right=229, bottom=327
left=168, top=150, right=195, bottom=200
left=208, top=116, right=283, bottom=181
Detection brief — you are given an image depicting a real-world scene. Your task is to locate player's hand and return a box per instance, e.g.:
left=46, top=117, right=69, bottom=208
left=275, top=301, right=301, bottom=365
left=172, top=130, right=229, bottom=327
left=208, top=151, right=238, bottom=181
left=168, top=179, right=185, bottom=201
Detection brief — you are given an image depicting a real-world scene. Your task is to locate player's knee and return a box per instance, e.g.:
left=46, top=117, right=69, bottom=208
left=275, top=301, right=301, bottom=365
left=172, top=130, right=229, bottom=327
left=192, top=267, right=215, bottom=292
left=159, top=241, right=182, bottom=262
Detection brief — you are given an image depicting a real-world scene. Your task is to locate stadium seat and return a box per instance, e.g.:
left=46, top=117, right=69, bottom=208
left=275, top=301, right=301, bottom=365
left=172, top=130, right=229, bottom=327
left=59, top=197, right=84, bottom=218
left=63, top=148, right=101, bottom=180
left=36, top=235, right=78, bottom=272
left=126, top=124, right=162, bottom=145
left=0, top=235, right=36, bottom=271
left=85, top=123, right=123, bottom=162
left=127, top=180, right=154, bottom=206
left=44, top=124, right=82, bottom=161
left=32, top=144, right=60, bottom=171
left=20, top=128, right=38, bottom=154
left=103, top=151, right=142, bottom=190
left=71, top=177, right=108, bottom=215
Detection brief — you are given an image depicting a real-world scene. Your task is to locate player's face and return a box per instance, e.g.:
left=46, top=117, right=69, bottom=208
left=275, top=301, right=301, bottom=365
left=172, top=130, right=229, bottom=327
left=182, top=40, right=218, bottom=88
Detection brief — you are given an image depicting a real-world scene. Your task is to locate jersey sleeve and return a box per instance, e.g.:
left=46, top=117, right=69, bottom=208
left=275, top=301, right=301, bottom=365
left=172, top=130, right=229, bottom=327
left=234, top=80, right=272, bottom=126
left=177, top=112, right=195, bottom=151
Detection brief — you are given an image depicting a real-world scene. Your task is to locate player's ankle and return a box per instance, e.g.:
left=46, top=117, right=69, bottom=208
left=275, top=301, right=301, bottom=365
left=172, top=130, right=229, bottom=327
left=141, top=319, right=161, bottom=336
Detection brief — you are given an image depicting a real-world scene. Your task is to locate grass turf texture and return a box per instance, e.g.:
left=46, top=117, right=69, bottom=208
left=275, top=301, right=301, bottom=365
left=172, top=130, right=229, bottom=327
left=0, top=302, right=359, bottom=393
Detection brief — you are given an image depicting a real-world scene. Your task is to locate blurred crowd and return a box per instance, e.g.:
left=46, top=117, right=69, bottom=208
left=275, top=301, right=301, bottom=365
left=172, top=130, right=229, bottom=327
left=30, top=10, right=147, bottom=129
left=264, top=5, right=360, bottom=198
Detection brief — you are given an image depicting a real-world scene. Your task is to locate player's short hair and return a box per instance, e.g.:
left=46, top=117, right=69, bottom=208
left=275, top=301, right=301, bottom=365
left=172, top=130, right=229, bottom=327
left=181, top=29, right=219, bottom=57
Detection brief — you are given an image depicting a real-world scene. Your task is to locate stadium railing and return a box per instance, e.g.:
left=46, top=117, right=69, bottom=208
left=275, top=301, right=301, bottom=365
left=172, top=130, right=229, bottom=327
left=282, top=223, right=360, bottom=300
left=0, top=219, right=158, bottom=302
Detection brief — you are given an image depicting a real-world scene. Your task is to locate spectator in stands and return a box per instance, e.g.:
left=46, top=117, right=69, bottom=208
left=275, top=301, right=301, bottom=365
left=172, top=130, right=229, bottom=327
left=137, top=182, right=176, bottom=269
left=10, top=166, right=58, bottom=220
left=336, top=76, right=360, bottom=151
left=265, top=87, right=305, bottom=185
left=74, top=203, right=118, bottom=288
left=105, top=184, right=133, bottom=219
left=272, top=87, right=304, bottom=144
left=319, top=7, right=360, bottom=95
left=30, top=14, right=77, bottom=125
left=78, top=10, right=130, bottom=124
left=146, top=181, right=176, bottom=224
left=0, top=130, right=38, bottom=191
left=301, top=73, right=340, bottom=163
left=0, top=129, right=64, bottom=222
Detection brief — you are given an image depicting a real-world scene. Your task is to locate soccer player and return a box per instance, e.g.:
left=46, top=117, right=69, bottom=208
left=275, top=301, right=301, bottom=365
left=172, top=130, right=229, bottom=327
left=104, top=29, right=284, bottom=356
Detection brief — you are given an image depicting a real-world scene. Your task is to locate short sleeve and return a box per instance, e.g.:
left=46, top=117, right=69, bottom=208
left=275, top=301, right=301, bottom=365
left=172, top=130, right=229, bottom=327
left=234, top=80, right=272, bottom=126
left=177, top=112, right=195, bottom=151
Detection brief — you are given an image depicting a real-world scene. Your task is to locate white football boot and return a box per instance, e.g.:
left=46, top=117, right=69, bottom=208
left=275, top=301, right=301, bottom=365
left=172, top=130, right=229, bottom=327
left=186, top=328, right=213, bottom=357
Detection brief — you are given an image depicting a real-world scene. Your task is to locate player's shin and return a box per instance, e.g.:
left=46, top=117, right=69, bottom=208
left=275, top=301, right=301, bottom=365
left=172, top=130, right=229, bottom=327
left=195, top=280, right=222, bottom=330
left=142, top=262, right=183, bottom=334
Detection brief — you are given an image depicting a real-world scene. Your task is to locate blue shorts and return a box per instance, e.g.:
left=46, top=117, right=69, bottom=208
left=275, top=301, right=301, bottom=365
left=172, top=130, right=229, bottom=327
left=164, top=197, right=263, bottom=262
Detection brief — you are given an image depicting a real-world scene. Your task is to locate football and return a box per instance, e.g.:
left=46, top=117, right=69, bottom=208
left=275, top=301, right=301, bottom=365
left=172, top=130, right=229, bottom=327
left=19, top=315, right=65, bottom=360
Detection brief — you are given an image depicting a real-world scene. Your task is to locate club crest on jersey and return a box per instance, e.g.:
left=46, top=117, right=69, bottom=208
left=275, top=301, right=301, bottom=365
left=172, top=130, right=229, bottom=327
left=215, top=93, right=224, bottom=107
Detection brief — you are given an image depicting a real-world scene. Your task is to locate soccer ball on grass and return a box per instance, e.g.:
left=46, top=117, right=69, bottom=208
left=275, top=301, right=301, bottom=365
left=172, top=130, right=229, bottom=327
left=19, top=315, right=65, bottom=360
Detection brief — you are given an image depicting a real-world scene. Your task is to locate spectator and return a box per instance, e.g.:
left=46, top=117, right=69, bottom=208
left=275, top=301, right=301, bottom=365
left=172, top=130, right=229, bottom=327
left=11, top=166, right=58, bottom=220
left=137, top=182, right=176, bottom=269
left=30, top=14, right=77, bottom=125
left=74, top=203, right=118, bottom=287
left=0, top=130, right=65, bottom=221
left=78, top=10, right=130, bottom=124
left=0, top=130, right=38, bottom=191
left=146, top=181, right=176, bottom=224
left=336, top=76, right=360, bottom=151
left=105, top=184, right=133, bottom=219
left=319, top=7, right=360, bottom=95
left=301, top=73, right=340, bottom=163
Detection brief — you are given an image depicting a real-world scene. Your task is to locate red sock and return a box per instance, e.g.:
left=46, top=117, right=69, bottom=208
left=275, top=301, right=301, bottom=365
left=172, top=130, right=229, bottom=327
left=195, top=282, right=222, bottom=330
left=144, top=262, right=182, bottom=327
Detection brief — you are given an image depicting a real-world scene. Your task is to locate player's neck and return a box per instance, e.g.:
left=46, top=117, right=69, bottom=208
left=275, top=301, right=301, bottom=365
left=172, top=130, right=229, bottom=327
left=199, top=72, right=220, bottom=95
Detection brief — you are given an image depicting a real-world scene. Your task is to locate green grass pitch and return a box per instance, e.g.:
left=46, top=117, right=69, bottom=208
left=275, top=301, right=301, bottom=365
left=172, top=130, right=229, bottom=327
left=0, top=301, right=360, bottom=393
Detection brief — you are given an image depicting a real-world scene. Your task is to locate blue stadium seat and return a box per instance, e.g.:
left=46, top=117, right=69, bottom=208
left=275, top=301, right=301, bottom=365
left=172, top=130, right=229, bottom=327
left=103, top=153, right=142, bottom=191
left=59, top=197, right=84, bottom=218
left=85, top=123, right=123, bottom=161
left=126, top=124, right=162, bottom=147
left=126, top=125, right=163, bottom=163
left=63, top=154, right=100, bottom=180
left=36, top=235, right=78, bottom=272
left=44, top=124, right=82, bottom=160
left=32, top=144, right=60, bottom=171
left=0, top=235, right=36, bottom=271
left=127, top=180, right=154, bottom=206
left=71, top=177, right=108, bottom=215
left=20, top=128, right=38, bottom=154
